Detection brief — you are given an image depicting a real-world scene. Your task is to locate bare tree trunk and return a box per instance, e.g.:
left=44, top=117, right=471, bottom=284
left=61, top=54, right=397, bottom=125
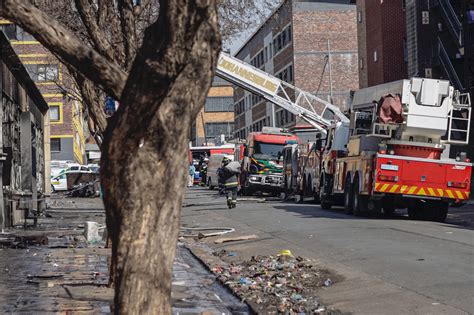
left=100, top=1, right=220, bottom=313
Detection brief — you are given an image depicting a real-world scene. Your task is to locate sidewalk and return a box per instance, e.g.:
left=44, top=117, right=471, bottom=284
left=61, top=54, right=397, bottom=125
left=0, top=196, right=248, bottom=314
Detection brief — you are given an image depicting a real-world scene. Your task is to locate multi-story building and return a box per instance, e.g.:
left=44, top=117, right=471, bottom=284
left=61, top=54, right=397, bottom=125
left=404, top=0, right=473, bottom=95
left=0, top=30, right=49, bottom=227
left=233, top=0, right=359, bottom=140
left=191, top=76, right=234, bottom=146
left=356, top=0, right=408, bottom=88
left=0, top=20, right=87, bottom=164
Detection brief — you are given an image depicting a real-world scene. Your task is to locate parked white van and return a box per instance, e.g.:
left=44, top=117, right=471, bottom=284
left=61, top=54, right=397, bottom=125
left=206, top=154, right=233, bottom=189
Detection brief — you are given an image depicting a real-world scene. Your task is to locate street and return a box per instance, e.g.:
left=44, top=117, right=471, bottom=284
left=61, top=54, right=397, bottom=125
left=182, top=187, right=474, bottom=314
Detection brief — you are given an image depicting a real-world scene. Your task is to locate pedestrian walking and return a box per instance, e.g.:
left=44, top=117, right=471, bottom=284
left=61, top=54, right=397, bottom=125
left=218, top=157, right=241, bottom=209
left=188, top=162, right=196, bottom=187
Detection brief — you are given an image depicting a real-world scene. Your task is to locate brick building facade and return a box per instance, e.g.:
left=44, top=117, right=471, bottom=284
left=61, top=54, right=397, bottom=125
left=356, top=0, right=408, bottom=88
left=233, top=0, right=359, bottom=140
left=191, top=77, right=234, bottom=146
left=0, top=21, right=87, bottom=165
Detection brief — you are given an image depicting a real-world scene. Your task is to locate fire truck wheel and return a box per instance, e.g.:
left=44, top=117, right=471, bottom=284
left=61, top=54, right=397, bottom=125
left=407, top=206, right=423, bottom=220
left=352, top=179, right=368, bottom=216
left=408, top=200, right=433, bottom=221
left=343, top=176, right=353, bottom=214
left=432, top=201, right=449, bottom=222
left=319, top=174, right=332, bottom=210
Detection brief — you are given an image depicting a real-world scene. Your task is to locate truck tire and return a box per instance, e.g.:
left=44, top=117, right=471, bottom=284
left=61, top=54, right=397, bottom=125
left=432, top=201, right=449, bottom=222
left=408, top=200, right=448, bottom=221
left=352, top=178, right=368, bottom=216
left=343, top=176, right=353, bottom=215
left=319, top=173, right=332, bottom=210
left=407, top=206, right=423, bottom=220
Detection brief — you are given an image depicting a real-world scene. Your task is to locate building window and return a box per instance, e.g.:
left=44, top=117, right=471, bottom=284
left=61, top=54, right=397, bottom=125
left=273, top=24, right=292, bottom=56
left=50, top=105, right=60, bottom=121
left=276, top=63, right=294, bottom=83
left=26, top=64, right=59, bottom=82
left=205, top=122, right=234, bottom=138
left=360, top=58, right=364, bottom=69
left=251, top=49, right=265, bottom=69
left=51, top=138, right=61, bottom=152
left=204, top=97, right=234, bottom=112
left=373, top=51, right=378, bottom=62
left=358, top=11, right=362, bottom=23
left=37, top=64, right=59, bottom=82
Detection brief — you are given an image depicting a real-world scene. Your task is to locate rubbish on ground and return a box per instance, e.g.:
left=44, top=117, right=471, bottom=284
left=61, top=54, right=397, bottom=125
left=279, top=249, right=293, bottom=256
left=214, top=234, right=258, bottom=244
left=179, top=226, right=235, bottom=238
left=53, top=263, right=59, bottom=267
left=227, top=252, right=237, bottom=257
left=324, top=279, right=333, bottom=287
left=211, top=253, right=335, bottom=313
left=84, top=221, right=101, bottom=242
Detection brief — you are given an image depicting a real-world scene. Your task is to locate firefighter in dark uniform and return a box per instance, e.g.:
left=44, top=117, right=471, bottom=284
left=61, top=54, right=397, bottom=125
left=218, top=157, right=240, bottom=209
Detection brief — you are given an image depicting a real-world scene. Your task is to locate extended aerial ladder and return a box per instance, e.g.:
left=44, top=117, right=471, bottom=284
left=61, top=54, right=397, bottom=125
left=215, top=52, right=349, bottom=134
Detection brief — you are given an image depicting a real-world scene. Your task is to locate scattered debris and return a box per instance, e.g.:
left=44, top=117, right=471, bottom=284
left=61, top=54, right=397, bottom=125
left=214, top=234, right=258, bottom=244
left=84, top=222, right=101, bottom=243
left=210, top=253, right=338, bottom=313
left=179, top=227, right=235, bottom=238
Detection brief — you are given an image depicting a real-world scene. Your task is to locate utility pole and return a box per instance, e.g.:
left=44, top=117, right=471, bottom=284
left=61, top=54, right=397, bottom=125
left=327, top=38, right=334, bottom=103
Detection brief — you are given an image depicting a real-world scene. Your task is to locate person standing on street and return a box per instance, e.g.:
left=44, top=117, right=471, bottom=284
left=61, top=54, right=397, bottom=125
left=188, top=162, right=196, bottom=187
left=218, top=157, right=241, bottom=209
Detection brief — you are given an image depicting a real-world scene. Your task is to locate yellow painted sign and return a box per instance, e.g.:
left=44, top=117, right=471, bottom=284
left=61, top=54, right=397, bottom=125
left=217, top=54, right=279, bottom=95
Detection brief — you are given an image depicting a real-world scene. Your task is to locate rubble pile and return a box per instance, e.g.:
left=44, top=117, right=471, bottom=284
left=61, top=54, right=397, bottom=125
left=212, top=251, right=336, bottom=314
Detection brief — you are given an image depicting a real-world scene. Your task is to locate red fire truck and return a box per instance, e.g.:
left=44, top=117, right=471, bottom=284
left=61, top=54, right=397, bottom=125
left=215, top=52, right=472, bottom=222
left=317, top=78, right=471, bottom=222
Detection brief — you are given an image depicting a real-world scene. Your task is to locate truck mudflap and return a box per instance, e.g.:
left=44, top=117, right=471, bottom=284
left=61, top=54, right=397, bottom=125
left=373, top=154, right=472, bottom=200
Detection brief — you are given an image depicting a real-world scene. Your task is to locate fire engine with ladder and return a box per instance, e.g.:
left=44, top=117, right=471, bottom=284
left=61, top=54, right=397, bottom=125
left=216, top=52, right=472, bottom=222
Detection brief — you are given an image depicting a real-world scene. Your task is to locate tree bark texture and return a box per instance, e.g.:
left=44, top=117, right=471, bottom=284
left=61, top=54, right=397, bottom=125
left=100, top=1, right=220, bottom=313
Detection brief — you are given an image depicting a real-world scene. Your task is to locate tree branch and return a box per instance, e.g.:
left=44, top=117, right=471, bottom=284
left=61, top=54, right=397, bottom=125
left=75, top=0, right=114, bottom=60
left=118, top=0, right=137, bottom=68
left=1, top=0, right=127, bottom=99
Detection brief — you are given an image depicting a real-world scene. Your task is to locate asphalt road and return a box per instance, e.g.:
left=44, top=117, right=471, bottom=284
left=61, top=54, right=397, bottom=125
left=182, top=187, right=474, bottom=315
